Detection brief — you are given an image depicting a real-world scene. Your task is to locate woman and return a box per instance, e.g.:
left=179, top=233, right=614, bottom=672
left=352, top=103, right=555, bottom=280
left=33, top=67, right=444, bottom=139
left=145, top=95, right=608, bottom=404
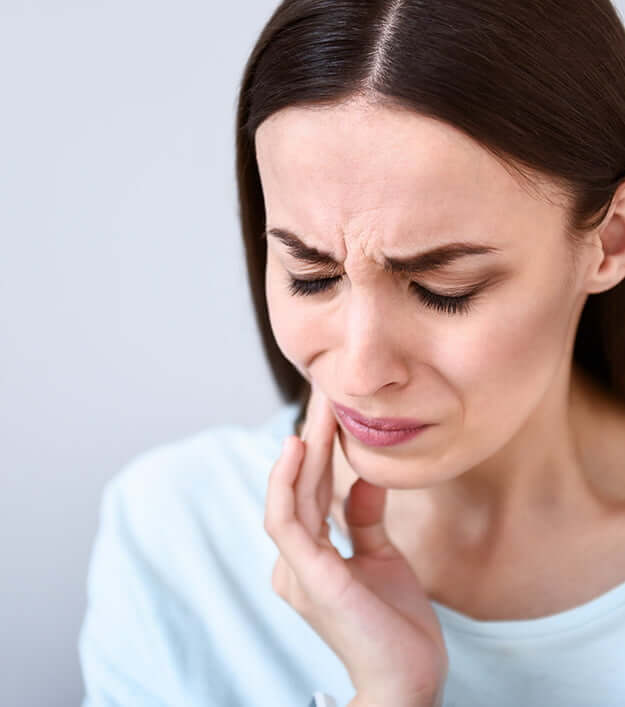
left=80, top=1, right=625, bottom=705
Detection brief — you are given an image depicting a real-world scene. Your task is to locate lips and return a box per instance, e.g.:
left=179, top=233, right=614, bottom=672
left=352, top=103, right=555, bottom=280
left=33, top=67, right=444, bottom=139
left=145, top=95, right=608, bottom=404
left=331, top=401, right=426, bottom=431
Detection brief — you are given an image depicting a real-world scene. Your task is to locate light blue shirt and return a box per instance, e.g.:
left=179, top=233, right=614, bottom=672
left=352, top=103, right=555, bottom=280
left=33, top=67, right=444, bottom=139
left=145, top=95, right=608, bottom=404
left=79, top=402, right=625, bottom=706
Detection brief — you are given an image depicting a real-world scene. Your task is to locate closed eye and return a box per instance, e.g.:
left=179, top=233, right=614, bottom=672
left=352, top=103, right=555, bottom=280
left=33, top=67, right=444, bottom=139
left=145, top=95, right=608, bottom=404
left=287, top=275, right=478, bottom=316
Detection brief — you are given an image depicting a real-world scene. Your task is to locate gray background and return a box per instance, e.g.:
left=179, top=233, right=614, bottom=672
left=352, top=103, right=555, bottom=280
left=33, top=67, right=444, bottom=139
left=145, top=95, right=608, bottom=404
left=3, top=1, right=625, bottom=706
left=0, top=2, right=281, bottom=705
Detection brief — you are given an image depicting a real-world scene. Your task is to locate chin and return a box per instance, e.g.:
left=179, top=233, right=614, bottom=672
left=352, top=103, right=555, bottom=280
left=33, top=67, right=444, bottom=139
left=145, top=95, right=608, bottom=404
left=339, top=439, right=408, bottom=488
left=339, top=431, right=451, bottom=490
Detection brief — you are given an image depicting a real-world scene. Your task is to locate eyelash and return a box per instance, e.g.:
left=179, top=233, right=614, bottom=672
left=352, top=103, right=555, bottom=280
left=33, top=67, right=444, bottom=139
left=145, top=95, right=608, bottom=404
left=287, top=276, right=477, bottom=316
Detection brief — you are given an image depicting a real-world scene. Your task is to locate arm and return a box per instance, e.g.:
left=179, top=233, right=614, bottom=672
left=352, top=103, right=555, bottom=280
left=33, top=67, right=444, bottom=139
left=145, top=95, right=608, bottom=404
left=78, top=476, right=219, bottom=706
left=347, top=684, right=444, bottom=707
left=79, top=479, right=172, bottom=705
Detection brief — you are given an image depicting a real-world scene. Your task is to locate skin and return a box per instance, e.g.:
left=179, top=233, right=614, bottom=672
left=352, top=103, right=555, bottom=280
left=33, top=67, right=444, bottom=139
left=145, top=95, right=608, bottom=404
left=256, top=95, right=625, bottom=621
left=265, top=382, right=448, bottom=706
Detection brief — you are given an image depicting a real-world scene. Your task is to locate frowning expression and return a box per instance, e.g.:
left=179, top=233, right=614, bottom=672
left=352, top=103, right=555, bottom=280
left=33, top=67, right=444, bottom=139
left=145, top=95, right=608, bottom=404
left=256, top=97, right=586, bottom=488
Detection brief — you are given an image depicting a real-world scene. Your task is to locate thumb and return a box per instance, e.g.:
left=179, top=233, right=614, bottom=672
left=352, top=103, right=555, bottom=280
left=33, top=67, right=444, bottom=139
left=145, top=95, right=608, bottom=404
left=343, top=479, right=395, bottom=558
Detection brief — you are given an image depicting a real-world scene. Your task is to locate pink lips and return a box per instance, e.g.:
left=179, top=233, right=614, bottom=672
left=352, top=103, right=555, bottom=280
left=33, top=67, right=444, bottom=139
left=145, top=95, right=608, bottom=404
left=331, top=402, right=426, bottom=431
left=331, top=402, right=432, bottom=448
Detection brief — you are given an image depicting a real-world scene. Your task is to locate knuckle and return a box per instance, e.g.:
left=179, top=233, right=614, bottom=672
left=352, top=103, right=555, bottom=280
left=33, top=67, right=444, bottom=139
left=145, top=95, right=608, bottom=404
left=263, top=510, right=281, bottom=537
left=271, top=576, right=286, bottom=598
left=291, top=584, right=312, bottom=618
left=271, top=561, right=288, bottom=599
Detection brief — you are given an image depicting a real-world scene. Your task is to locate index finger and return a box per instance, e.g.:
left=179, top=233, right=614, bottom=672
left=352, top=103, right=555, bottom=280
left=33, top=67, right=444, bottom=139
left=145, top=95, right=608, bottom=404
left=295, top=384, right=338, bottom=535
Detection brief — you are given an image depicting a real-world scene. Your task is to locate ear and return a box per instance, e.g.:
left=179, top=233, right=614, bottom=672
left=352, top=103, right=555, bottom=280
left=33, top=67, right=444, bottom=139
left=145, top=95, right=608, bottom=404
left=586, top=181, right=625, bottom=295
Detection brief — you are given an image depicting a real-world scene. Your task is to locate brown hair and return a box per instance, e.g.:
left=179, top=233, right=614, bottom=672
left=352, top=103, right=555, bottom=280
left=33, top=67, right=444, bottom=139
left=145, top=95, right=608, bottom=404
left=235, top=0, right=625, bottom=434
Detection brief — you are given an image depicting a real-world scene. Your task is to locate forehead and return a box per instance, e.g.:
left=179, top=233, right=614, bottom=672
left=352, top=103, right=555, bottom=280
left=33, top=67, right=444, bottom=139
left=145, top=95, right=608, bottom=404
left=254, top=100, right=567, bottom=255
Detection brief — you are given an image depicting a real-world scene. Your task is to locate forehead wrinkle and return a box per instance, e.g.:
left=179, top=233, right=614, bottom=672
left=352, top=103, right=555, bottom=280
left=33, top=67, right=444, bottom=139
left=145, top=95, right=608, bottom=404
left=329, top=214, right=392, bottom=273
left=256, top=100, right=569, bottom=244
left=345, top=230, right=387, bottom=274
left=342, top=224, right=452, bottom=283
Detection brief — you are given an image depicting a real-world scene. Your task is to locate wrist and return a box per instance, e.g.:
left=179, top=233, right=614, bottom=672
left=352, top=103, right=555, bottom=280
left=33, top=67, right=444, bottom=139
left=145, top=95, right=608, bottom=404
left=347, top=691, right=442, bottom=707
left=347, top=680, right=445, bottom=707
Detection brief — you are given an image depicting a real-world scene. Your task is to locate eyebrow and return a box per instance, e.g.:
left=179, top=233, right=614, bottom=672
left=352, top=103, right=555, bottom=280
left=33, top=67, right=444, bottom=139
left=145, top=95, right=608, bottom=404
left=263, top=227, right=501, bottom=275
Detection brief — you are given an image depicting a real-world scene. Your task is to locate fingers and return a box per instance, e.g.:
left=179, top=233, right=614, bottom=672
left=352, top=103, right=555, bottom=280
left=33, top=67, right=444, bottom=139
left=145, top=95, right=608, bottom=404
left=344, top=478, right=395, bottom=559
left=295, top=384, right=337, bottom=538
left=264, top=435, right=313, bottom=558
left=264, top=382, right=347, bottom=613
left=265, top=435, right=347, bottom=605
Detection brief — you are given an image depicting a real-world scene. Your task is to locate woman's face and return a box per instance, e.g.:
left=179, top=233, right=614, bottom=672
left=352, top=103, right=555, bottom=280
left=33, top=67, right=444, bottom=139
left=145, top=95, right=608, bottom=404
left=255, top=99, right=592, bottom=490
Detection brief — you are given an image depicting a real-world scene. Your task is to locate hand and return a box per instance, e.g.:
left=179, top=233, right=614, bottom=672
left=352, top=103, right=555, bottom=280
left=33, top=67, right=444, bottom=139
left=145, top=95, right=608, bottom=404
left=264, top=383, right=449, bottom=707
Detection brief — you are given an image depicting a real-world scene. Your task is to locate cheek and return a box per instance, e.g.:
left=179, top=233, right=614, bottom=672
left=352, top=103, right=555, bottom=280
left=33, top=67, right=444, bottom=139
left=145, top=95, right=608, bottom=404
left=265, top=260, right=318, bottom=368
left=444, top=284, right=574, bottom=430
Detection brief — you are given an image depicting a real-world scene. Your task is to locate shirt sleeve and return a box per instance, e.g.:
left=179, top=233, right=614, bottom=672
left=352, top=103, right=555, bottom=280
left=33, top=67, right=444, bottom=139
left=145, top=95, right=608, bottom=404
left=77, top=476, right=225, bottom=706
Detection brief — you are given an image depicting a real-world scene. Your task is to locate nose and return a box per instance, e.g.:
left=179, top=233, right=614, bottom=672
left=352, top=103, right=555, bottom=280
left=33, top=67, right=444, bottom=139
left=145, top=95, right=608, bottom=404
left=337, top=289, right=409, bottom=398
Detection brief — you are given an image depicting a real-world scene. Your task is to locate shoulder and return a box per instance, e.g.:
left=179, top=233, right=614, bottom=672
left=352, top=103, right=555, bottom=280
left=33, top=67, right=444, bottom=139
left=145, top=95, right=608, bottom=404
left=90, top=402, right=303, bottom=586
left=80, top=401, right=352, bottom=706
left=103, top=402, right=300, bottom=549
left=81, top=402, right=300, bottom=685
